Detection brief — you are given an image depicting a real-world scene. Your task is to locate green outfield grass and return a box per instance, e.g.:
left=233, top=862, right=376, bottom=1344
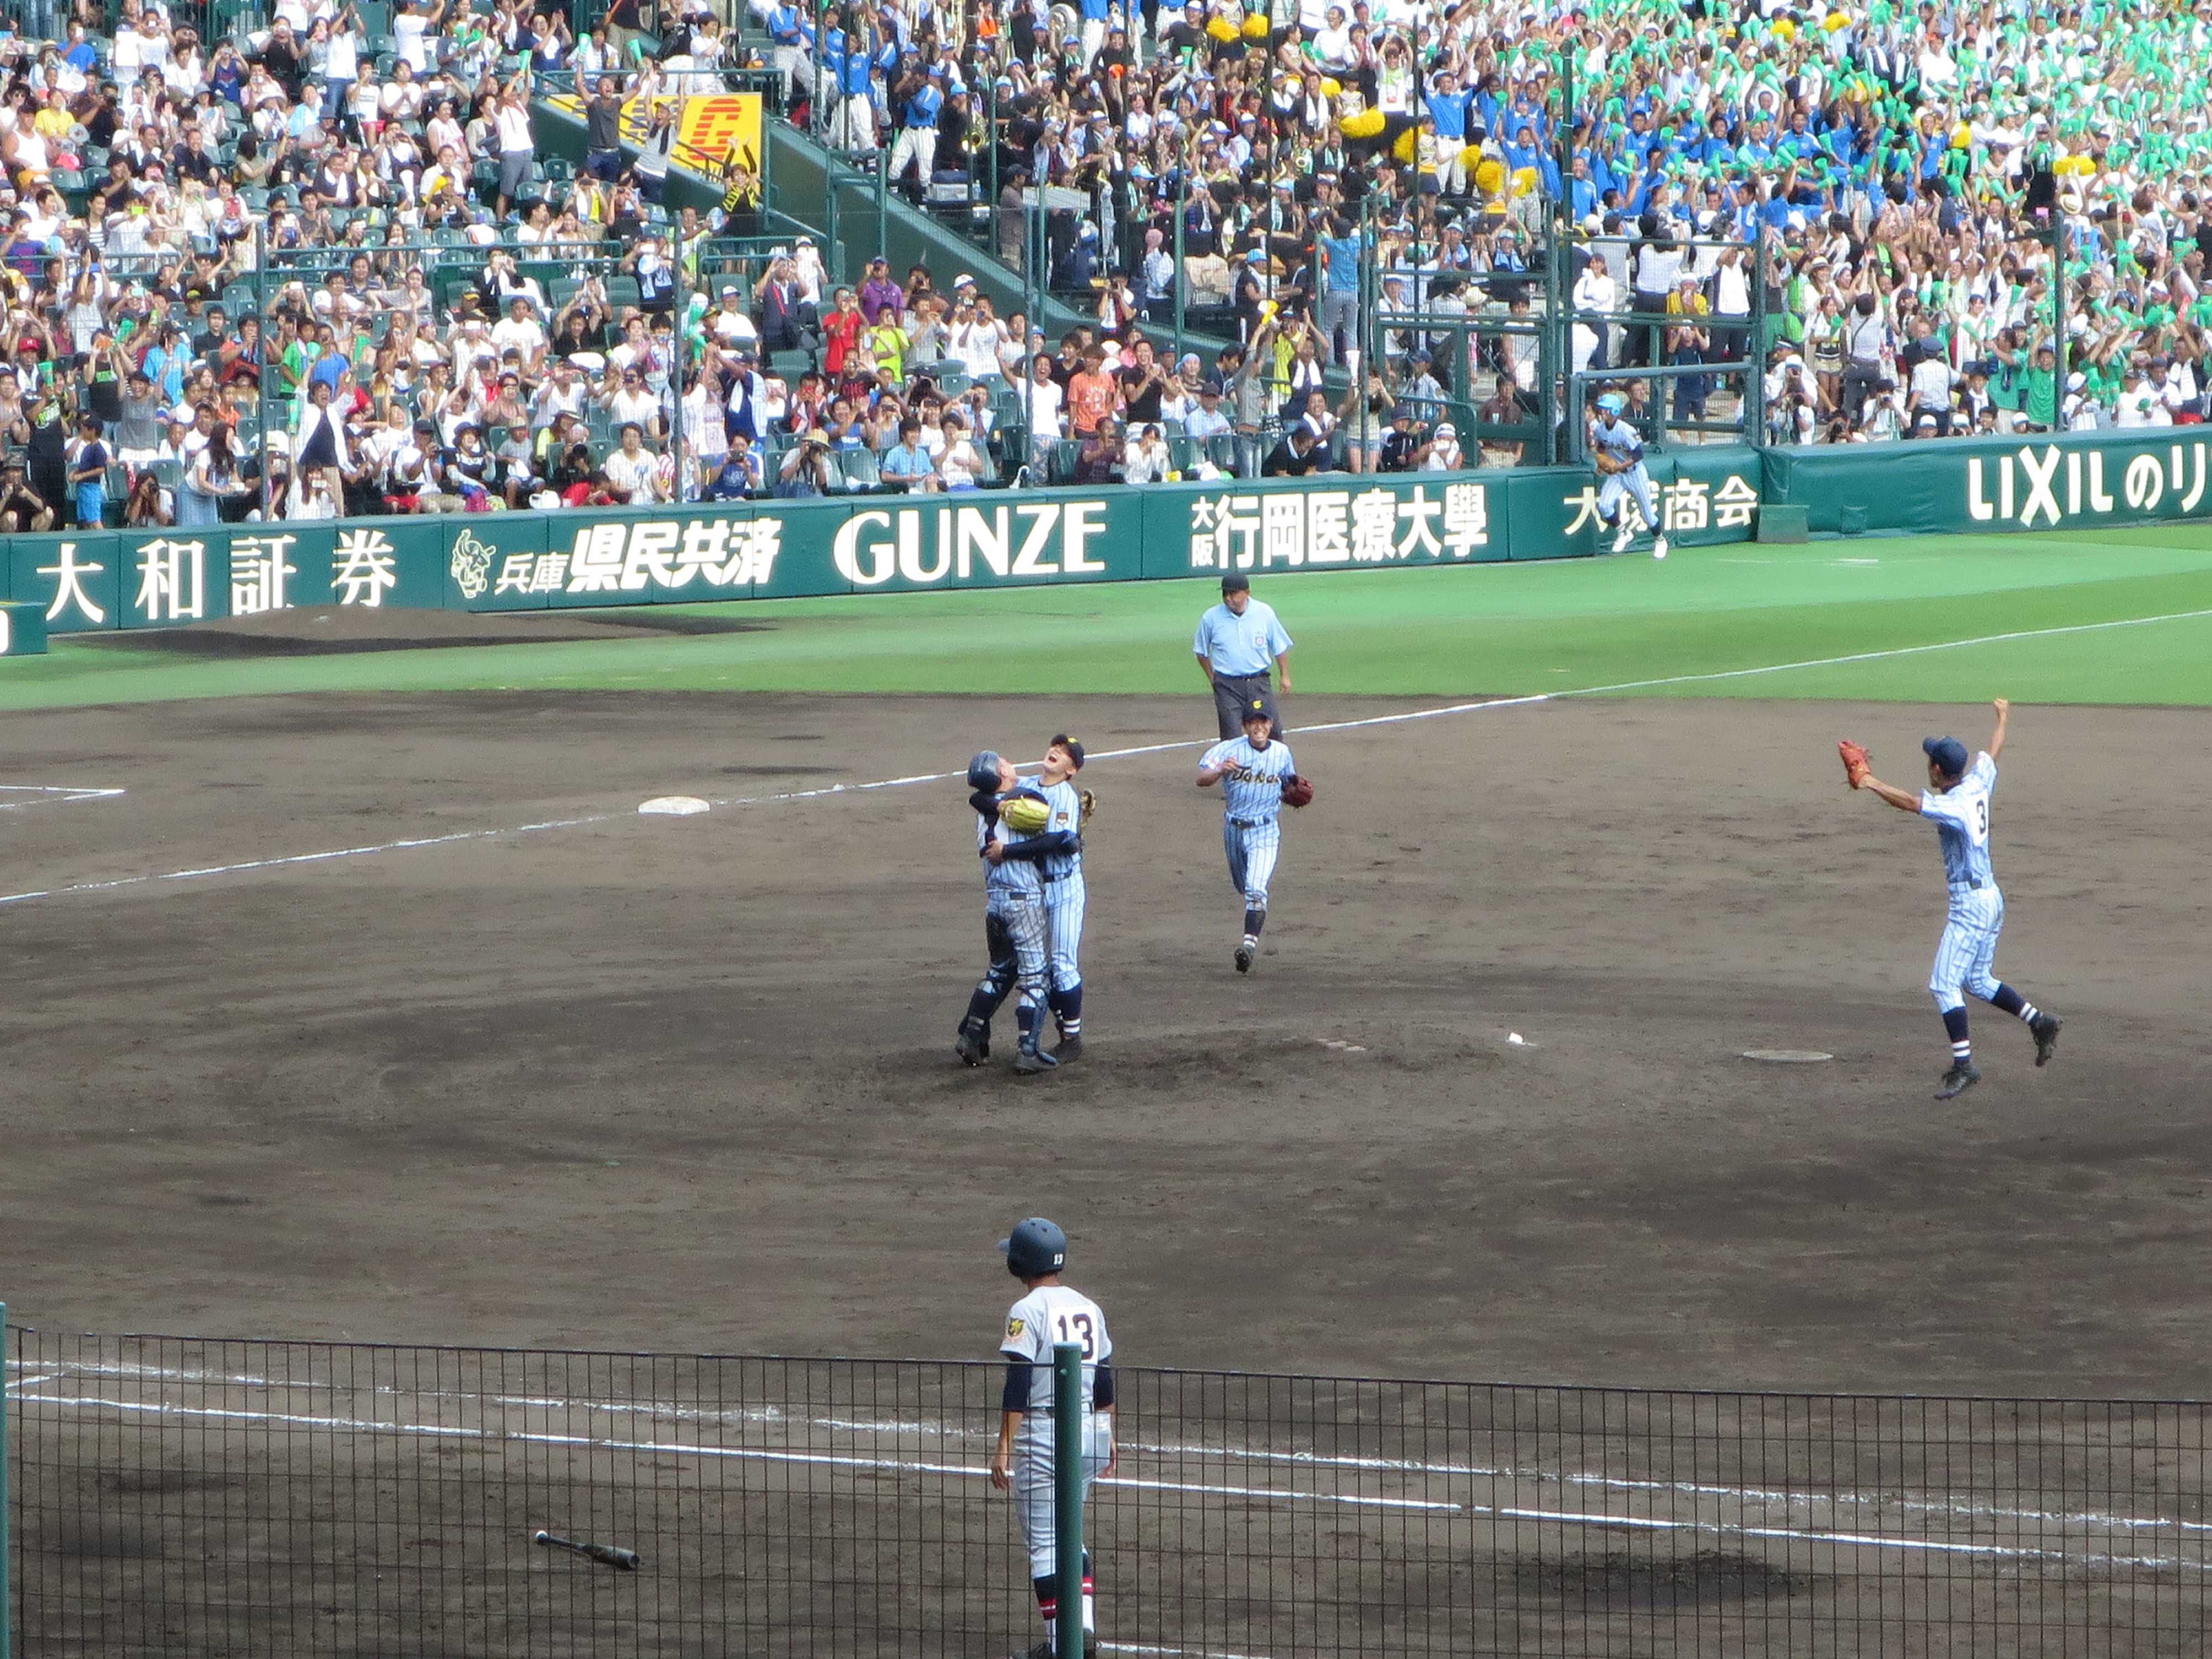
left=6, top=526, right=2212, bottom=712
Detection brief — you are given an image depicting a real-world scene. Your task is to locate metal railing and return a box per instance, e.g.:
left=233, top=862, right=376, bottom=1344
left=8, top=1322, right=2210, bottom=1657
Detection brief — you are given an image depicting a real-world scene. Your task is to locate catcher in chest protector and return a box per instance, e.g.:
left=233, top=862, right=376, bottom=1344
left=1197, top=698, right=1314, bottom=974
left=956, top=750, right=1084, bottom=1074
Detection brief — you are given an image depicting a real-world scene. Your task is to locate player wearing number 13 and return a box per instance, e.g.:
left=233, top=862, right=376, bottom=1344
left=992, top=1218, right=1115, bottom=1659
left=1847, top=700, right=2062, bottom=1101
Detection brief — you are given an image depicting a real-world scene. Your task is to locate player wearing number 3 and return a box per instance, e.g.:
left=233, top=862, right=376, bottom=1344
left=1843, top=700, right=2062, bottom=1100
left=992, top=1218, right=1115, bottom=1659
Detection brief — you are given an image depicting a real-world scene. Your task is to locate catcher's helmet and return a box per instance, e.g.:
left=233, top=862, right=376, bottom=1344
left=966, top=750, right=1004, bottom=791
left=999, top=1217, right=1068, bottom=1279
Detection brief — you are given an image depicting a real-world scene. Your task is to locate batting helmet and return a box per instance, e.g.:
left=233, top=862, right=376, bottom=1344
left=999, top=1217, right=1067, bottom=1279
left=966, top=750, right=1004, bottom=791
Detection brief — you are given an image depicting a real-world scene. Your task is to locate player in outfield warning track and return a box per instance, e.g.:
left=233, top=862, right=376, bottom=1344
left=1034, top=736, right=1095, bottom=1063
left=1843, top=700, right=2062, bottom=1100
left=1590, top=391, right=1668, bottom=561
left=992, top=1218, right=1114, bottom=1659
left=1198, top=699, right=1313, bottom=974
left=956, top=753, right=1083, bottom=1074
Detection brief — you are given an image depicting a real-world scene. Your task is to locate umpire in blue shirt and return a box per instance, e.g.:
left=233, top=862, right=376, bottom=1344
left=1193, top=573, right=1293, bottom=740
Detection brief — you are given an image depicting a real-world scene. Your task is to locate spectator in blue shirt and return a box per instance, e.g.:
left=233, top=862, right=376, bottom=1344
left=879, top=416, right=940, bottom=491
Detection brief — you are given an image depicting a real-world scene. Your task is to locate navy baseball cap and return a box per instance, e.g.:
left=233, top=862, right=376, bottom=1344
left=1923, top=736, right=1970, bottom=776
left=1243, top=698, right=1272, bottom=723
left=1220, top=573, right=1250, bottom=593
left=1050, top=733, right=1086, bottom=769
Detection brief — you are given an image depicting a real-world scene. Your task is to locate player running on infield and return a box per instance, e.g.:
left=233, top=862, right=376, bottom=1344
left=1034, top=735, right=1092, bottom=1063
left=1847, top=699, right=2062, bottom=1099
left=955, top=752, right=1083, bottom=1074
left=1198, top=698, right=1297, bottom=974
left=1590, top=391, right=1668, bottom=560
left=992, top=1217, right=1115, bottom=1659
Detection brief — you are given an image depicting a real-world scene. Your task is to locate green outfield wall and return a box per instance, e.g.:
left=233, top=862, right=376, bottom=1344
left=4, top=430, right=2201, bottom=635
left=1765, top=427, right=2212, bottom=538
left=0, top=450, right=1760, bottom=633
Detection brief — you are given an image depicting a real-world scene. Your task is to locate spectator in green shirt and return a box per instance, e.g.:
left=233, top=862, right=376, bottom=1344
left=2022, top=346, right=2058, bottom=432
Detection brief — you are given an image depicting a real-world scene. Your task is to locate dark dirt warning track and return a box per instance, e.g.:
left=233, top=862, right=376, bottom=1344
left=1, top=690, right=2208, bottom=1397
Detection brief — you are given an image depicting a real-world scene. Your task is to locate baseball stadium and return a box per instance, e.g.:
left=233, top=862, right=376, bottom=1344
left=11, top=0, right=2212, bottom=1648
left=4, top=509, right=2210, bottom=1657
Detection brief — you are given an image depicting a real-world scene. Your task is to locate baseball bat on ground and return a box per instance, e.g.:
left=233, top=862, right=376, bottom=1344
left=533, top=1529, right=642, bottom=1571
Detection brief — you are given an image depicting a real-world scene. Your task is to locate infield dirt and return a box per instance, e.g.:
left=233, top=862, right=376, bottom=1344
left=3, top=688, right=2208, bottom=1397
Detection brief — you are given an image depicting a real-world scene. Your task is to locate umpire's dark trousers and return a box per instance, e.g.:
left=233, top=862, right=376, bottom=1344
left=1212, top=672, right=1282, bottom=741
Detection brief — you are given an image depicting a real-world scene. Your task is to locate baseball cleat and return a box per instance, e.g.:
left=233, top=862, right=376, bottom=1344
left=1014, top=1047, right=1059, bottom=1074
left=1652, top=536, right=1669, bottom=560
left=1611, top=521, right=1633, bottom=553
left=2030, top=1013, right=2062, bottom=1067
left=1052, top=1034, right=1083, bottom=1064
left=1934, top=1060, right=1982, bottom=1100
left=954, top=1025, right=990, bottom=1067
left=1234, top=943, right=1254, bottom=974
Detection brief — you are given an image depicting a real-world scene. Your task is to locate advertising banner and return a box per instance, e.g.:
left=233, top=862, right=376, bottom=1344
left=0, top=601, right=48, bottom=655
left=0, top=450, right=1764, bottom=638
left=542, top=89, right=762, bottom=178
left=1764, top=430, right=2212, bottom=538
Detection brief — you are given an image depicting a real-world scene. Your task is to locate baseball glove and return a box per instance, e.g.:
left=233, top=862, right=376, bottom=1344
left=1280, top=773, right=1315, bottom=808
left=998, top=793, right=1052, bottom=834
left=1079, top=788, right=1098, bottom=826
left=1838, top=739, right=1871, bottom=790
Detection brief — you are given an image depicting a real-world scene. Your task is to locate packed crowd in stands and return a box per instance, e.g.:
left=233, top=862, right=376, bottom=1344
left=1, top=0, right=2209, bottom=530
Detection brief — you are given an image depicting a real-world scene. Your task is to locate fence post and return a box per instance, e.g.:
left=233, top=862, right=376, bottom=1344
left=1746, top=232, right=1767, bottom=448
left=1052, top=1342, right=1083, bottom=1659
left=2, top=1300, right=11, bottom=1659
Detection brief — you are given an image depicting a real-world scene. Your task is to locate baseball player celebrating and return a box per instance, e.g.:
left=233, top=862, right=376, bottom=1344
left=1197, top=698, right=1311, bottom=974
left=1590, top=392, right=1668, bottom=560
left=1844, top=700, right=2062, bottom=1099
left=954, top=752, right=1082, bottom=1075
left=1034, top=735, right=1093, bottom=1063
left=992, top=1217, right=1115, bottom=1659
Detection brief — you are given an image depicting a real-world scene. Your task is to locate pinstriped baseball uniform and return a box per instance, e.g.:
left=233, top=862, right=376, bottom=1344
left=1921, top=751, right=2001, bottom=1012
left=1036, top=777, right=1085, bottom=1001
left=983, top=794, right=1051, bottom=1014
left=1593, top=414, right=1660, bottom=531
left=1201, top=734, right=1294, bottom=907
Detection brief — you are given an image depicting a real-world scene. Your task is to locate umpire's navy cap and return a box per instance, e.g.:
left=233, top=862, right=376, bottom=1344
left=1220, top=573, right=1250, bottom=593
left=1922, top=736, right=1970, bottom=777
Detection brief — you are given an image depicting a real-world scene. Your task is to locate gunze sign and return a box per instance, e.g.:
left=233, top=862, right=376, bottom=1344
left=831, top=500, right=1115, bottom=586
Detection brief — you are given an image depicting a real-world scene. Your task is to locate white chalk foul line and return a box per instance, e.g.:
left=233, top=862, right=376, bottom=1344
left=17, top=1355, right=2210, bottom=1543
left=16, top=1388, right=2206, bottom=1572
left=7, top=602, right=2208, bottom=910
left=0, top=784, right=126, bottom=811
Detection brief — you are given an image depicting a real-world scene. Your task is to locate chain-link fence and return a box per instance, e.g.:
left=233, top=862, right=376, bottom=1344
left=6, top=1324, right=2209, bottom=1657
